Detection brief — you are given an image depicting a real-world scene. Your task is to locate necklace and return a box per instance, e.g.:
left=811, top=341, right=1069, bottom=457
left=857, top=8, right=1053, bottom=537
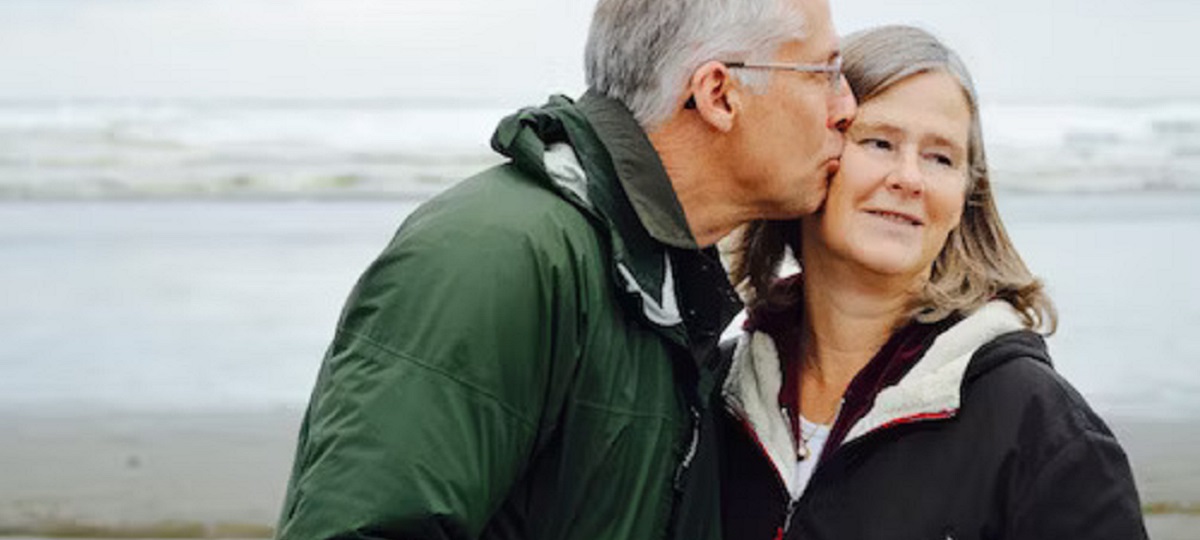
left=787, top=408, right=826, bottom=461
left=796, top=421, right=819, bottom=461
left=793, top=404, right=841, bottom=462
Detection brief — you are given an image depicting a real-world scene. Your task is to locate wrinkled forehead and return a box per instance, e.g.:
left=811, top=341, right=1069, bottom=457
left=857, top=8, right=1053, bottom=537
left=853, top=74, right=973, bottom=151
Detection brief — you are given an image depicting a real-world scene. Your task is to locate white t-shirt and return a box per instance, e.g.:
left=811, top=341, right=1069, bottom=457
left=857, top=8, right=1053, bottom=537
left=792, top=415, right=832, bottom=499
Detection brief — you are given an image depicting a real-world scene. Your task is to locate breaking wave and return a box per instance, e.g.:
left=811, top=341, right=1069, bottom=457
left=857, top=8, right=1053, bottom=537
left=2, top=98, right=1199, bottom=198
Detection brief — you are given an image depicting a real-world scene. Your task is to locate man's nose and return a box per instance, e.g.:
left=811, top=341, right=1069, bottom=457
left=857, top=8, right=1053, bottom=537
left=827, top=75, right=857, bottom=133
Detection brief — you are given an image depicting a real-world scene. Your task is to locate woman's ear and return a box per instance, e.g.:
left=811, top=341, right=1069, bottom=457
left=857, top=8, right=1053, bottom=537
left=686, top=61, right=738, bottom=132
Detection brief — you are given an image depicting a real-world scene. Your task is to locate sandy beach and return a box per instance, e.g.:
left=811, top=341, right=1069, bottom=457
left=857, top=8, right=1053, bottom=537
left=1110, top=420, right=1200, bottom=540
left=0, top=408, right=299, bottom=538
left=0, top=408, right=1196, bottom=539
left=1110, top=419, right=1200, bottom=510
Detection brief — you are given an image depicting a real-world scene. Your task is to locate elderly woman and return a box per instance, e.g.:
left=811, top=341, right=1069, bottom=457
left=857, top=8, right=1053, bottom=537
left=718, top=26, right=1146, bottom=540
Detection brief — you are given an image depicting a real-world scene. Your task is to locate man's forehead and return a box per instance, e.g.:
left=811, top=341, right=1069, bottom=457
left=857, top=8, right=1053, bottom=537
left=784, top=33, right=839, bottom=61
left=790, top=0, right=837, bottom=58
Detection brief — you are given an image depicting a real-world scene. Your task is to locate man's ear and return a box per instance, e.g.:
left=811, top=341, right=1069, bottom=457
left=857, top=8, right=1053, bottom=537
left=686, top=61, right=739, bottom=132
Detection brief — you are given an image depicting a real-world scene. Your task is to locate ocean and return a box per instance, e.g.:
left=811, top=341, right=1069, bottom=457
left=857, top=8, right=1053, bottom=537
left=2, top=98, right=1200, bottom=198
left=0, top=193, right=1198, bottom=421
left=0, top=99, right=512, bottom=199
left=0, top=99, right=1198, bottom=422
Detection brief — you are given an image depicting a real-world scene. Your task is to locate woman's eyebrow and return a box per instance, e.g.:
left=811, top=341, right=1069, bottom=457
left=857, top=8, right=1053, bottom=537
left=849, top=120, right=902, bottom=136
left=923, top=133, right=968, bottom=155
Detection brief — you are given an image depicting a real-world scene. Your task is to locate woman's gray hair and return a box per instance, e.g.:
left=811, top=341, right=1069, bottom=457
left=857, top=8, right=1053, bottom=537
left=841, top=25, right=986, bottom=193
left=731, top=25, right=1058, bottom=333
left=585, top=0, right=807, bottom=128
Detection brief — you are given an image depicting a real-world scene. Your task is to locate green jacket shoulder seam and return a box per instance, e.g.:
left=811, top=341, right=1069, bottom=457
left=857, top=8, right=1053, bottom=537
left=336, top=327, right=540, bottom=433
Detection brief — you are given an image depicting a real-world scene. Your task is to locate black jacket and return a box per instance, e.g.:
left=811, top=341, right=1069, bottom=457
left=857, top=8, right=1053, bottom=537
left=719, top=301, right=1147, bottom=540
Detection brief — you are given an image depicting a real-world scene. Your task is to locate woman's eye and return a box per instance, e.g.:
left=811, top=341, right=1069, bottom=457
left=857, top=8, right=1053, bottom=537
left=929, top=153, right=954, bottom=168
left=861, top=138, right=892, bottom=151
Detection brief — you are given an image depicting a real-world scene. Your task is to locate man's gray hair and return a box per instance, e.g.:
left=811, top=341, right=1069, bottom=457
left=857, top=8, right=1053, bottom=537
left=585, top=0, right=808, bottom=128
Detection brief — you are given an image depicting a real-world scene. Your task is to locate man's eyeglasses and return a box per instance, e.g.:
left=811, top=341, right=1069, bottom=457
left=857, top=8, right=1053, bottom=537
left=725, top=55, right=844, bottom=93
left=683, top=55, right=845, bottom=109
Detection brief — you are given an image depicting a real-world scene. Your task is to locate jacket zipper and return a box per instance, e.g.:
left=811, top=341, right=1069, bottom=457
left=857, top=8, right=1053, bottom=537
left=730, top=405, right=801, bottom=539
left=779, top=498, right=798, bottom=539
left=777, top=405, right=800, bottom=538
left=672, top=406, right=701, bottom=490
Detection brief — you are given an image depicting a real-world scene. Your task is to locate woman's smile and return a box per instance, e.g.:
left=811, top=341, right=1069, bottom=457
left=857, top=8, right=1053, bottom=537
left=805, top=70, right=971, bottom=280
left=863, top=208, right=923, bottom=227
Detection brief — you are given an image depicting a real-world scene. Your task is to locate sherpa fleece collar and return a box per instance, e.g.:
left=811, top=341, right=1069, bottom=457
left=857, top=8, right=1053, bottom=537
left=722, top=300, right=1028, bottom=498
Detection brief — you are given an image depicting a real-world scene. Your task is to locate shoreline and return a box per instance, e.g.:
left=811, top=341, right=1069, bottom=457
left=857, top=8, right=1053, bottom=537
left=1, top=184, right=1200, bottom=204
left=1, top=409, right=1197, bottom=539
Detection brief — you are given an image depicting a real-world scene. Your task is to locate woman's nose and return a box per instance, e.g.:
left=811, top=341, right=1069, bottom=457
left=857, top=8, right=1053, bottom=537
left=887, top=153, right=924, bottom=195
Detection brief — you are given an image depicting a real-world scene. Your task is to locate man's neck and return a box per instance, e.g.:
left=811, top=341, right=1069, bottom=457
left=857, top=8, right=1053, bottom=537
left=646, top=126, right=748, bottom=248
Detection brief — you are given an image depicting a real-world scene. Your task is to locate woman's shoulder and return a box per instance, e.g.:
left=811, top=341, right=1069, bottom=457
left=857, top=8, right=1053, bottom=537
left=962, top=332, right=1146, bottom=538
left=963, top=330, right=1119, bottom=446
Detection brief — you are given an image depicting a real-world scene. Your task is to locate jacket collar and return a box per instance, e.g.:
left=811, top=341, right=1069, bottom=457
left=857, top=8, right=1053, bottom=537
left=489, top=92, right=738, bottom=352
left=576, top=90, right=698, bottom=250
left=573, top=91, right=741, bottom=370
left=843, top=301, right=1029, bottom=441
left=723, top=300, right=1030, bottom=499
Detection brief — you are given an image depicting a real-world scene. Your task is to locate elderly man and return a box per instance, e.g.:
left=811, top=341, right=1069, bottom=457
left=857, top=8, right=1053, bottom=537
left=275, top=0, right=855, bottom=539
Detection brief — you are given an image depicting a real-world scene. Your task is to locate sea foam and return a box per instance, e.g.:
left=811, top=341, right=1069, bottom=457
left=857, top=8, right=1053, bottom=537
left=2, top=99, right=1199, bottom=197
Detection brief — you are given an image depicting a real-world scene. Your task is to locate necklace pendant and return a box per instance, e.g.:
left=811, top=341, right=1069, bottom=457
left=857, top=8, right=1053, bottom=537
left=797, top=441, right=810, bottom=461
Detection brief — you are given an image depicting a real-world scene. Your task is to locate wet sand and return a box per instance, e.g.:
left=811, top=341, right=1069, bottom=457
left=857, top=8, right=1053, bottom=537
left=0, top=408, right=300, bottom=537
left=0, top=410, right=1196, bottom=539
left=1110, top=418, right=1200, bottom=511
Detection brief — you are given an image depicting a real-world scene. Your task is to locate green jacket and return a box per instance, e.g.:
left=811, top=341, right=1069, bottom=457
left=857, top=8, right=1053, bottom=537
left=276, top=91, right=742, bottom=540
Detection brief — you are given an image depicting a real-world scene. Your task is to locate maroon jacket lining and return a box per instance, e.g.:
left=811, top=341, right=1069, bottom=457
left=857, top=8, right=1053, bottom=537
left=744, top=274, right=960, bottom=466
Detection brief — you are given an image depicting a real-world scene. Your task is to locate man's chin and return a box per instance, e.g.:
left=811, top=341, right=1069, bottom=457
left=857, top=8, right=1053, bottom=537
left=784, top=191, right=826, bottom=218
left=805, top=161, right=839, bottom=214
left=802, top=176, right=832, bottom=215
left=809, top=196, right=827, bottom=215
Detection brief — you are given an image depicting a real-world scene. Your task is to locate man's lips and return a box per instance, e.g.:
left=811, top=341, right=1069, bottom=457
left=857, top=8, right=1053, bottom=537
left=824, top=157, right=841, bottom=178
left=864, top=208, right=924, bottom=226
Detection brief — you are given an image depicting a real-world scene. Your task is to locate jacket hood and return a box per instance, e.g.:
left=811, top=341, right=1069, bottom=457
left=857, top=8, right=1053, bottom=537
left=491, top=95, right=592, bottom=190
left=964, top=325, right=1052, bottom=381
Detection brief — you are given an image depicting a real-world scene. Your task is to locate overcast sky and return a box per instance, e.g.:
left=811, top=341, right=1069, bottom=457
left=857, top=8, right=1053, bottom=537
left=1, top=0, right=1196, bottom=104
